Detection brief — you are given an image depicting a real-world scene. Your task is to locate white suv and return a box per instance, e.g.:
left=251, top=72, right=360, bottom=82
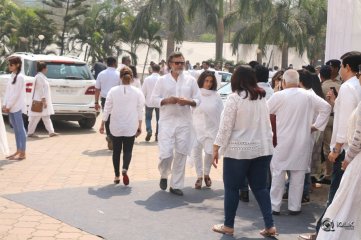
left=0, top=53, right=98, bottom=129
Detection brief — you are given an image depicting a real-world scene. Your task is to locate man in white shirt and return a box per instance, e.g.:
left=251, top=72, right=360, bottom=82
left=299, top=53, right=361, bottom=240
left=268, top=69, right=331, bottom=215
left=151, top=52, right=201, bottom=196
left=95, top=56, right=121, bottom=150
left=142, top=64, right=161, bottom=142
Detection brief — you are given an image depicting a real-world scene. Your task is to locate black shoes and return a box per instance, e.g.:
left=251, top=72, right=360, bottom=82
left=170, top=187, right=183, bottom=196
left=145, top=132, right=152, bottom=142
left=160, top=178, right=167, bottom=190
left=289, top=210, right=302, bottom=215
left=272, top=211, right=280, bottom=216
left=240, top=190, right=249, bottom=202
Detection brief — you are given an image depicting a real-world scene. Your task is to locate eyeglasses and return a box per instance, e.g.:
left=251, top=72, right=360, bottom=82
left=172, top=61, right=185, bottom=65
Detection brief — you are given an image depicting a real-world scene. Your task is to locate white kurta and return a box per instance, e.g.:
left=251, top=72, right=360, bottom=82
left=267, top=88, right=331, bottom=171
left=0, top=98, right=9, bottom=156
left=151, top=71, right=201, bottom=158
left=191, top=89, right=223, bottom=155
left=3, top=73, right=26, bottom=113
left=28, top=72, right=54, bottom=117
left=317, top=102, right=361, bottom=240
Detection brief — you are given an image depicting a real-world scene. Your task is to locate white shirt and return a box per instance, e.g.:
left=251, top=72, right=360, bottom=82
left=3, top=73, right=26, bottom=113
left=103, top=85, right=145, bottom=137
left=151, top=72, right=201, bottom=123
left=95, top=67, right=120, bottom=98
left=29, top=72, right=54, bottom=116
left=214, top=92, right=274, bottom=160
left=257, top=82, right=274, bottom=100
left=142, top=73, right=160, bottom=107
left=268, top=88, right=331, bottom=170
left=331, top=76, right=361, bottom=151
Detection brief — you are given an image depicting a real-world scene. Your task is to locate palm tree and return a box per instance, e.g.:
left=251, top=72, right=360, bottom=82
left=187, top=0, right=225, bottom=61
left=227, top=0, right=273, bottom=63
left=133, top=0, right=185, bottom=58
left=133, top=21, right=162, bottom=81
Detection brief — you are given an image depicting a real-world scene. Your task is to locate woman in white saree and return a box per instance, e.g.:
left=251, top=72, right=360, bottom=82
left=190, top=71, right=223, bottom=189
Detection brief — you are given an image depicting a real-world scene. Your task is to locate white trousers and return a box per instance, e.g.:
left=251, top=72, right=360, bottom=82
left=270, top=169, right=306, bottom=212
left=190, top=141, right=212, bottom=178
left=28, top=116, right=55, bottom=135
left=158, top=151, right=187, bottom=189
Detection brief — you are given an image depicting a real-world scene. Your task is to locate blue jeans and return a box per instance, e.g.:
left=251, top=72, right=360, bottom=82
left=145, top=107, right=159, bottom=135
left=223, top=156, right=274, bottom=229
left=9, top=111, right=26, bottom=151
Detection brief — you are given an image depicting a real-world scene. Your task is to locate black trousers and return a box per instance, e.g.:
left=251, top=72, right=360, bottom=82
left=101, top=97, right=111, bottom=137
left=112, top=136, right=135, bottom=177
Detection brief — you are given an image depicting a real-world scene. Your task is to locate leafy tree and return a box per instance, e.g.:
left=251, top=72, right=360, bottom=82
left=133, top=0, right=185, bottom=58
left=187, top=0, right=226, bottom=61
left=42, top=0, right=89, bottom=55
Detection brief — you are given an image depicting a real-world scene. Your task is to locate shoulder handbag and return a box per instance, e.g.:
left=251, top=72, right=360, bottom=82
left=31, top=78, right=43, bottom=113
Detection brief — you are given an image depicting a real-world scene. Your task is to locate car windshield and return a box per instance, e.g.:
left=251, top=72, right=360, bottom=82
left=45, top=62, right=94, bottom=80
left=217, top=82, right=232, bottom=95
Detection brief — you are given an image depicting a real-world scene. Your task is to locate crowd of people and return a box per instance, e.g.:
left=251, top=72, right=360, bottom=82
left=1, top=50, right=361, bottom=239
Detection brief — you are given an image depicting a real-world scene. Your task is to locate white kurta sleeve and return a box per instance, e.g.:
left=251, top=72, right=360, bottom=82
left=102, top=90, right=113, bottom=121
left=345, top=103, right=361, bottom=163
left=312, top=94, right=331, bottom=131
left=5, top=75, right=24, bottom=110
left=137, top=90, right=145, bottom=121
left=267, top=92, right=281, bottom=115
left=335, top=85, right=357, bottom=143
left=151, top=78, right=163, bottom=108
left=214, top=94, right=237, bottom=147
left=191, top=78, right=201, bottom=107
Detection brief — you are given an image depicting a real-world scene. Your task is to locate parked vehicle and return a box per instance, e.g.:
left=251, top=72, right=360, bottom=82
left=217, top=82, right=232, bottom=103
left=0, top=53, right=99, bottom=129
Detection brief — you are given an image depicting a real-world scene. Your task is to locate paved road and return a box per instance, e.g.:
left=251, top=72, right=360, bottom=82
left=0, top=117, right=328, bottom=239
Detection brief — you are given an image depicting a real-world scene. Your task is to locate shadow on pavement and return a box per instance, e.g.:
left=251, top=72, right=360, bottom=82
left=82, top=149, right=112, bottom=157
left=88, top=184, right=132, bottom=199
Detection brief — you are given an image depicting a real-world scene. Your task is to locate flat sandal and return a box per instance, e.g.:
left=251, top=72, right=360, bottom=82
left=260, top=227, right=279, bottom=237
left=212, top=224, right=234, bottom=236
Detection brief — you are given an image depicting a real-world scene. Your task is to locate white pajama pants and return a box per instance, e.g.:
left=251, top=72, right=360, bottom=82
left=270, top=169, right=306, bottom=212
left=158, top=151, right=187, bottom=189
left=190, top=141, right=212, bottom=178
left=27, top=116, right=55, bottom=135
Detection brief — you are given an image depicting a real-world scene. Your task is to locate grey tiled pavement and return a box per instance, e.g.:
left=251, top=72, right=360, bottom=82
left=0, top=117, right=328, bottom=239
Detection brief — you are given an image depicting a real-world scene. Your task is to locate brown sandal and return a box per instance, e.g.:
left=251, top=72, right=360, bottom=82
left=260, top=227, right=278, bottom=237
left=204, top=175, right=212, bottom=187
left=195, top=178, right=202, bottom=189
left=212, top=224, right=234, bottom=236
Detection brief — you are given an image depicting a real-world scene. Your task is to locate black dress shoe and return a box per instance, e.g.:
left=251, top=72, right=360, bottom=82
left=145, top=132, right=152, bottom=142
left=170, top=187, right=183, bottom=196
left=240, top=190, right=249, bottom=202
left=160, top=178, right=167, bottom=190
left=272, top=211, right=280, bottom=216
left=289, top=210, right=302, bottom=215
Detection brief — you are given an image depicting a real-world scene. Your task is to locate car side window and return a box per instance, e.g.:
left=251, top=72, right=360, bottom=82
left=24, top=59, right=36, bottom=77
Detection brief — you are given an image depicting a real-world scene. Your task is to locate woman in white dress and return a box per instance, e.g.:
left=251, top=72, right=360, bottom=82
left=0, top=98, right=9, bottom=156
left=27, top=62, right=57, bottom=137
left=190, top=70, right=223, bottom=189
left=317, top=100, right=361, bottom=240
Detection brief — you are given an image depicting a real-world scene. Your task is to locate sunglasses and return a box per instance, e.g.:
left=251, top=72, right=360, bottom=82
left=172, top=61, right=185, bottom=65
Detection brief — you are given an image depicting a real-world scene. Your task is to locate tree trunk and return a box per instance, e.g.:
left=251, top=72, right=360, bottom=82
left=257, top=52, right=262, bottom=64
left=281, top=42, right=289, bottom=69
left=166, top=31, right=175, bottom=58
left=142, top=44, right=151, bottom=83
left=60, top=0, right=70, bottom=56
left=215, top=0, right=224, bottom=61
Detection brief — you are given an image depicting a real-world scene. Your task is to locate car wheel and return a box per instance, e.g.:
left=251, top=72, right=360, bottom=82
left=78, top=118, right=96, bottom=129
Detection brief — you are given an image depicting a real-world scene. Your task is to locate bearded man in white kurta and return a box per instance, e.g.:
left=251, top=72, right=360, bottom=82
left=151, top=52, right=201, bottom=196
left=268, top=69, right=331, bottom=214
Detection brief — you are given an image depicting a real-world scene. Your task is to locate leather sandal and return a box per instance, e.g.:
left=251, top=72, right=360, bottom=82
left=195, top=178, right=202, bottom=189
left=204, top=175, right=212, bottom=187
left=260, top=227, right=278, bottom=237
left=6, top=152, right=19, bottom=159
left=212, top=224, right=234, bottom=236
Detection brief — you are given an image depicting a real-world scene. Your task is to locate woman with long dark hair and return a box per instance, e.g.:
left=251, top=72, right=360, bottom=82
left=2, top=56, right=26, bottom=160
left=212, top=65, right=277, bottom=237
